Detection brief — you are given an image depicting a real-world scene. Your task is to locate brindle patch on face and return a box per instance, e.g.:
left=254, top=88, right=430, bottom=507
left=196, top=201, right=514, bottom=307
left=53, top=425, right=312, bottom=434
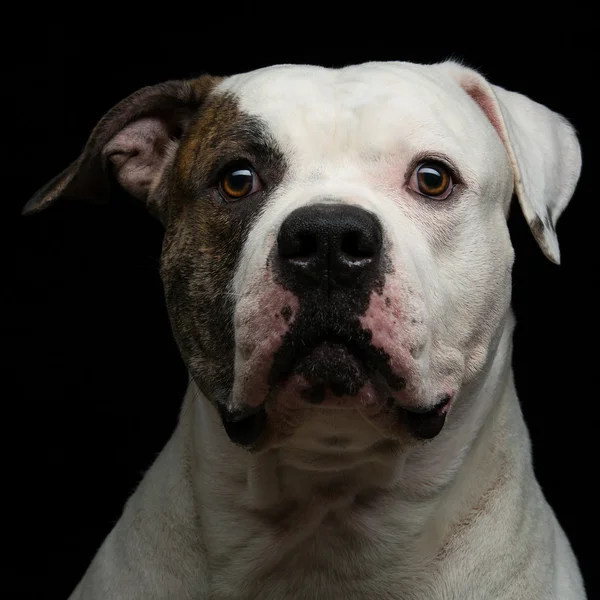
left=157, top=90, right=288, bottom=409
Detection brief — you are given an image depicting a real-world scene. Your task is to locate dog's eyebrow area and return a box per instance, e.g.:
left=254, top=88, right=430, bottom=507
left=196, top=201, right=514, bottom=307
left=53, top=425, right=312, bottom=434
left=177, top=93, right=287, bottom=189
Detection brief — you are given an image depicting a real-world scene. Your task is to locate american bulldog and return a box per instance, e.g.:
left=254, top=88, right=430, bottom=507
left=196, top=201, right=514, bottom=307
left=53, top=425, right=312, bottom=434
left=24, top=60, right=585, bottom=599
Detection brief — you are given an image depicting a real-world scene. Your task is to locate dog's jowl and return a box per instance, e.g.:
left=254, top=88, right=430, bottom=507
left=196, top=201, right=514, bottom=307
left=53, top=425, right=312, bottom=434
left=25, top=62, right=585, bottom=599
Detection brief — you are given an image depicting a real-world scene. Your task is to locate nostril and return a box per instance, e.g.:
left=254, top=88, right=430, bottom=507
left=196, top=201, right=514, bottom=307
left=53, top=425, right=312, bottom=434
left=296, top=232, right=319, bottom=259
left=278, top=229, right=319, bottom=260
left=341, top=230, right=367, bottom=258
left=340, top=228, right=381, bottom=259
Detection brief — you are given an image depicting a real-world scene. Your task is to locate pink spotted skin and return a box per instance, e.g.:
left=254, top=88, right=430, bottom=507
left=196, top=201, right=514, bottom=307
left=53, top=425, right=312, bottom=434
left=233, top=270, right=300, bottom=408
left=232, top=261, right=457, bottom=414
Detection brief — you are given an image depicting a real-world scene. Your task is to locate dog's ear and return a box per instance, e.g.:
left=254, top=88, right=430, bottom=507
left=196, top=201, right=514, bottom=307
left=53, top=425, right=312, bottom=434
left=22, top=75, right=221, bottom=219
left=439, top=61, right=582, bottom=264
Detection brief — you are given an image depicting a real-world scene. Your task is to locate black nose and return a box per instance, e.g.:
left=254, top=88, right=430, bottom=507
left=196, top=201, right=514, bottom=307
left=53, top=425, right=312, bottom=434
left=276, top=203, right=383, bottom=287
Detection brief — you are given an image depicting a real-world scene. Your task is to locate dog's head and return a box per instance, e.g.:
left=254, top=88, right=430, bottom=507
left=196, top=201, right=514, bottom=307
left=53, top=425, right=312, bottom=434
left=25, top=62, right=581, bottom=452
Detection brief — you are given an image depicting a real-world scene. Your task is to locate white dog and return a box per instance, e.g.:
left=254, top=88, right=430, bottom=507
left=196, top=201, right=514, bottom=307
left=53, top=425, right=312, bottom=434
left=24, top=60, right=585, bottom=599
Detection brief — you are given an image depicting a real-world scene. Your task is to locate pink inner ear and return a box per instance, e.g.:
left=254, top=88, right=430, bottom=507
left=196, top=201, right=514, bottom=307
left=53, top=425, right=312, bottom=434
left=103, top=117, right=171, bottom=201
left=462, top=80, right=509, bottom=147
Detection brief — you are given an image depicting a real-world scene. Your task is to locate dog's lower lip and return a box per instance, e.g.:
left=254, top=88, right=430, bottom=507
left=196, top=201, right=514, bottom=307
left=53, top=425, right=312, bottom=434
left=220, top=407, right=267, bottom=447
left=286, top=336, right=365, bottom=377
left=401, top=395, right=451, bottom=440
left=292, top=341, right=366, bottom=398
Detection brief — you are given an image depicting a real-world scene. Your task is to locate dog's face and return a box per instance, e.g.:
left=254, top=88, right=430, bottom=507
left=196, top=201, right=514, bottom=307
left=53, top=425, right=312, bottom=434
left=25, top=62, right=581, bottom=452
left=163, top=64, right=517, bottom=448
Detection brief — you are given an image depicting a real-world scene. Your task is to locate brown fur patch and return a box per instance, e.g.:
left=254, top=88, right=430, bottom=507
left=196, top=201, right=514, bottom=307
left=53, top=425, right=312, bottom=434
left=158, top=91, right=288, bottom=410
left=24, top=75, right=289, bottom=421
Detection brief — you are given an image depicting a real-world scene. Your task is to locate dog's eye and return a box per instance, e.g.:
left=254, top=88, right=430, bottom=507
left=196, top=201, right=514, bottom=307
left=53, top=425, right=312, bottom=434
left=219, top=163, right=261, bottom=201
left=409, top=162, right=454, bottom=200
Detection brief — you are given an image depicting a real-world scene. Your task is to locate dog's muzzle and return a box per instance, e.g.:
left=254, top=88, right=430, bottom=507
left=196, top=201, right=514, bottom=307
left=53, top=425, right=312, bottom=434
left=268, top=203, right=391, bottom=404
left=224, top=202, right=450, bottom=448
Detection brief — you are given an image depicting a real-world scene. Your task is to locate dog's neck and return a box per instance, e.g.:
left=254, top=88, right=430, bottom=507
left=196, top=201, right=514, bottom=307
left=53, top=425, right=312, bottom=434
left=177, top=315, right=524, bottom=562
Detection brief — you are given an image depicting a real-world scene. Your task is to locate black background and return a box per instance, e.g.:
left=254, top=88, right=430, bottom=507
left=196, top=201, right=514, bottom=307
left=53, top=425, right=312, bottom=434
left=4, top=23, right=598, bottom=599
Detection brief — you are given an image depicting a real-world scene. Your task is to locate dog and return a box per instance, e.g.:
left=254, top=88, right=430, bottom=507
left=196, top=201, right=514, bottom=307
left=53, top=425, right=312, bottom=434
left=24, top=60, right=585, bottom=599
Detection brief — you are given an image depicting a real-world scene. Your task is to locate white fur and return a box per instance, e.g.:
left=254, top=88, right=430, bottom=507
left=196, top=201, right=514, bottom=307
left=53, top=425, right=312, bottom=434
left=68, top=62, right=585, bottom=599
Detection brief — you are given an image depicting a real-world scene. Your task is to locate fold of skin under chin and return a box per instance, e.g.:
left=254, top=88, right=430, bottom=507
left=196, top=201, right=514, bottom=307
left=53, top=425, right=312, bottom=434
left=266, top=403, right=408, bottom=462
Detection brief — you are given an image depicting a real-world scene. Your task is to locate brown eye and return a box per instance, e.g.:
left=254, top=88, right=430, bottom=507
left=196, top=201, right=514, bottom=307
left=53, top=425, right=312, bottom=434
left=410, top=162, right=454, bottom=200
left=219, top=164, right=259, bottom=201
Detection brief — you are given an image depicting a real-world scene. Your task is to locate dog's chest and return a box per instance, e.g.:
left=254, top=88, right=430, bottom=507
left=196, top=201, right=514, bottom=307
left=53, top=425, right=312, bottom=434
left=203, top=497, right=442, bottom=600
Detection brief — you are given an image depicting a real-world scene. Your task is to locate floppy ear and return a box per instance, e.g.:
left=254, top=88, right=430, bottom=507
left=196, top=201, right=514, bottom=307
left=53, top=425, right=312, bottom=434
left=22, top=75, right=220, bottom=220
left=439, top=61, right=582, bottom=264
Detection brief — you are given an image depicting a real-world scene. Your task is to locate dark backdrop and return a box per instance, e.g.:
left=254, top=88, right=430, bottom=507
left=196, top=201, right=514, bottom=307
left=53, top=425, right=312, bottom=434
left=4, top=25, right=598, bottom=599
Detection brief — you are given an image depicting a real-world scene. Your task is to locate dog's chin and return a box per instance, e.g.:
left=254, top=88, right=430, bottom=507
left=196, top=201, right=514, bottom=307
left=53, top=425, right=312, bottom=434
left=286, top=342, right=379, bottom=408
left=267, top=328, right=409, bottom=406
left=220, top=340, right=452, bottom=450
